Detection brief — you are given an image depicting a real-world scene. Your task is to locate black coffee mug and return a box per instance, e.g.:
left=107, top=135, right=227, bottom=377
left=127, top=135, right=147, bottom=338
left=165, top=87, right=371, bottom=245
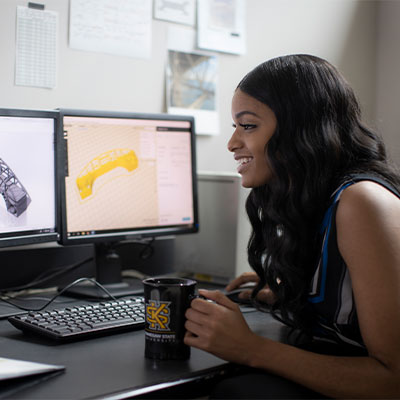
left=142, top=277, right=197, bottom=360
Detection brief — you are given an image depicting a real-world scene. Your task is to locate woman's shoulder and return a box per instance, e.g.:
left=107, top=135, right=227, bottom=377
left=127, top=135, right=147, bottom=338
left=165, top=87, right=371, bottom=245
left=339, top=180, right=400, bottom=215
left=336, top=180, right=400, bottom=249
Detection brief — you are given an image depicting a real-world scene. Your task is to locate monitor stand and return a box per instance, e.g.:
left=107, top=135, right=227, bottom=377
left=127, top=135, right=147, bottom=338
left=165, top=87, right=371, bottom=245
left=60, top=243, right=144, bottom=299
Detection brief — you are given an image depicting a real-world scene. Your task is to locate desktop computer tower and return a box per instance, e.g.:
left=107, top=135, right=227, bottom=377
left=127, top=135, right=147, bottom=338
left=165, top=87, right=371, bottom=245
left=173, top=171, right=242, bottom=285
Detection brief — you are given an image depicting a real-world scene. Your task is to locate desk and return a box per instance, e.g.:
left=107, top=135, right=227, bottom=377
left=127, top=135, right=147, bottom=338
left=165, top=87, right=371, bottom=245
left=0, top=300, right=289, bottom=399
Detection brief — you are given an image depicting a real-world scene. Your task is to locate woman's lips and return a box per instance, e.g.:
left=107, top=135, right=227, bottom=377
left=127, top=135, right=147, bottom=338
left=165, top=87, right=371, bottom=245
left=235, top=156, right=253, bottom=174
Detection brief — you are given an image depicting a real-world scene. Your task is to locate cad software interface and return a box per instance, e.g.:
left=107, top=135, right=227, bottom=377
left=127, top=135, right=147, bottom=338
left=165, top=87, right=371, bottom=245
left=63, top=115, right=195, bottom=238
left=0, top=115, right=56, bottom=239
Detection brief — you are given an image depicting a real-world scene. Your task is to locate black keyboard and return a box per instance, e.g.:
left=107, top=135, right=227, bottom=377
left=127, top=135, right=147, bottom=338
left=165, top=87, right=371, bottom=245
left=8, top=297, right=145, bottom=342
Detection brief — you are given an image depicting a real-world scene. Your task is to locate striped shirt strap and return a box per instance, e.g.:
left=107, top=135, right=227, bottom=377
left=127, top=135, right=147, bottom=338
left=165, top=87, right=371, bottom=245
left=308, top=182, right=352, bottom=303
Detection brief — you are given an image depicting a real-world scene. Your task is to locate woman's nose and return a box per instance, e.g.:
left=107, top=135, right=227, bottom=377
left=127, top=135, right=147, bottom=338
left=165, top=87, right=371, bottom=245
left=227, top=129, right=241, bottom=152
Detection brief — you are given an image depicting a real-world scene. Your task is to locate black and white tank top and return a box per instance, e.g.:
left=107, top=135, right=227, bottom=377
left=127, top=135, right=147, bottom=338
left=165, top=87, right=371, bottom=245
left=308, top=174, right=400, bottom=349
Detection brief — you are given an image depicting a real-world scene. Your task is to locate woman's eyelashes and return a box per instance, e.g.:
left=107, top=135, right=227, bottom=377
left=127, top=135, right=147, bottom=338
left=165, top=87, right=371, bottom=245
left=232, top=123, right=257, bottom=130
left=241, top=124, right=256, bottom=130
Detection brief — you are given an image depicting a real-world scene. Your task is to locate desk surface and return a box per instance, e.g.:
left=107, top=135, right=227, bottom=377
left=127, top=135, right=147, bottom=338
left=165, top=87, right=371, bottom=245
left=0, top=299, right=289, bottom=399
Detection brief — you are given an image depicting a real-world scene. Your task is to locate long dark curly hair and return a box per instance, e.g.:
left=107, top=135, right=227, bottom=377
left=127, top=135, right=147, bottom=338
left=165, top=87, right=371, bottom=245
left=239, top=54, right=400, bottom=331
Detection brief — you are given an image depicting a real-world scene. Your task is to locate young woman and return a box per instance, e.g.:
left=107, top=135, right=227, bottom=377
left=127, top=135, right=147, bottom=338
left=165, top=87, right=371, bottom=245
left=184, top=54, right=400, bottom=399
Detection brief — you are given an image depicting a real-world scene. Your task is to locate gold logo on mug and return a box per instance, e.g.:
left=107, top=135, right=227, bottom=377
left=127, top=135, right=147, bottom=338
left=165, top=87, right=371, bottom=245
left=145, top=300, right=171, bottom=331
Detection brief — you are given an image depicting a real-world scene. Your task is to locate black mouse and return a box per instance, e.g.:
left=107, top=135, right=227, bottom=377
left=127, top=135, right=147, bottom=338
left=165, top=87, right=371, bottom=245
left=225, top=287, right=254, bottom=305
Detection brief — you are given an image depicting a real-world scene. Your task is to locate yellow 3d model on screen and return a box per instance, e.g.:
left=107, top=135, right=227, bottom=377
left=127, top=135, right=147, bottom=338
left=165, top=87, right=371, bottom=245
left=76, top=149, right=138, bottom=200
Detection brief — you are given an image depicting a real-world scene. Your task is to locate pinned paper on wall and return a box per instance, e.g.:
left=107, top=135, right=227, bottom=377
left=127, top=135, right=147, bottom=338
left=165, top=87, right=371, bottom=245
left=197, top=0, right=246, bottom=55
left=166, top=47, right=219, bottom=135
left=154, top=0, right=196, bottom=26
left=15, top=6, right=58, bottom=89
left=69, top=0, right=152, bottom=59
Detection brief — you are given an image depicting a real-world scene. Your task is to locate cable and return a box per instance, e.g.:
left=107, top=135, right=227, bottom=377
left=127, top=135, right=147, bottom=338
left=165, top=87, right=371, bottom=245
left=57, top=277, right=117, bottom=301
left=22, top=257, right=93, bottom=290
left=1, top=237, right=156, bottom=295
left=138, top=238, right=155, bottom=259
left=0, top=257, right=93, bottom=294
left=114, top=238, right=155, bottom=260
left=0, top=277, right=117, bottom=313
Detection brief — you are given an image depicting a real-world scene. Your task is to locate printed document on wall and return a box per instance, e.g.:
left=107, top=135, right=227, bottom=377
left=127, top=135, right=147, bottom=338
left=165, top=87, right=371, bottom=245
left=15, top=6, right=58, bottom=89
left=69, top=0, right=152, bottom=59
left=154, top=0, right=196, bottom=26
left=197, top=0, right=246, bottom=55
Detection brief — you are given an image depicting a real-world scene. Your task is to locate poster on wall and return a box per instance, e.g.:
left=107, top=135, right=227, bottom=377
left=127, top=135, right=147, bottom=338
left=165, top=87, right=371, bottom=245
left=154, top=0, right=196, bottom=26
left=166, top=49, right=219, bottom=135
left=69, top=0, right=152, bottom=59
left=15, top=6, right=58, bottom=89
left=197, top=0, right=246, bottom=55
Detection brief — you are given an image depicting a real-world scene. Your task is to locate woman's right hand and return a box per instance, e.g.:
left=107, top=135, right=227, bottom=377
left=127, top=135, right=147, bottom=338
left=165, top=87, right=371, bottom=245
left=225, top=271, right=276, bottom=305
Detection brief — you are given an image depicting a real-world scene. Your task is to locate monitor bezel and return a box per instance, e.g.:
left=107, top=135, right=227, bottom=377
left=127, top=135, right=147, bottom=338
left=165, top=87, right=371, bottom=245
left=0, top=108, right=59, bottom=248
left=57, top=108, right=199, bottom=246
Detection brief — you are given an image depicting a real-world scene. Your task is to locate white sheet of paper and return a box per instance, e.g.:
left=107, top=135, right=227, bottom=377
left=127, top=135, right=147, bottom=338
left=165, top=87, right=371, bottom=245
left=0, top=357, right=64, bottom=381
left=197, top=0, right=246, bottom=55
left=15, top=6, right=58, bottom=89
left=69, top=0, right=152, bottom=59
left=154, top=0, right=196, bottom=26
left=167, top=24, right=197, bottom=52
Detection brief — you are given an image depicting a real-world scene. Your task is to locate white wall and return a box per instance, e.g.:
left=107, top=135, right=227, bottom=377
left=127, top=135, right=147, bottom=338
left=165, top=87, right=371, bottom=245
left=376, top=0, right=400, bottom=165
left=0, top=0, right=379, bottom=276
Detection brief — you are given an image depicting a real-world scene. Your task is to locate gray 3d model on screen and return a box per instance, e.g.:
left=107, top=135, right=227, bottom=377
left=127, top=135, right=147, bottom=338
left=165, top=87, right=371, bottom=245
left=0, top=158, right=31, bottom=217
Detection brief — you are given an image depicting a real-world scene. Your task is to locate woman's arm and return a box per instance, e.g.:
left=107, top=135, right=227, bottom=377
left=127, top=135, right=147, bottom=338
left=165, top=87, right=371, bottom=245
left=184, top=181, right=400, bottom=398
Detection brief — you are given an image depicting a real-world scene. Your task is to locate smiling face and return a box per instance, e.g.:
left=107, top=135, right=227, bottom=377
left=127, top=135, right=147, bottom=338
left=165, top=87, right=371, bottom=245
left=228, top=89, right=277, bottom=188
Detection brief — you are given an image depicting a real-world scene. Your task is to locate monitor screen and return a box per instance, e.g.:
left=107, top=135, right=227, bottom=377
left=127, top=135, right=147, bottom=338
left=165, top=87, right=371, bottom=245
left=0, top=108, right=58, bottom=248
left=58, top=109, right=198, bottom=297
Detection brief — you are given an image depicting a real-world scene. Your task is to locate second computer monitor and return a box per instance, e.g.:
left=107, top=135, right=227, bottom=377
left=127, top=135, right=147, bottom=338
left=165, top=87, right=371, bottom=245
left=59, top=109, right=198, bottom=245
left=57, top=109, right=198, bottom=297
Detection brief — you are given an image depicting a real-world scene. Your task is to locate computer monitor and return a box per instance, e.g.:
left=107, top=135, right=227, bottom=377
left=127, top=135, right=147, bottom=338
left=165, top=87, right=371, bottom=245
left=58, top=109, right=198, bottom=298
left=0, top=108, right=58, bottom=248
